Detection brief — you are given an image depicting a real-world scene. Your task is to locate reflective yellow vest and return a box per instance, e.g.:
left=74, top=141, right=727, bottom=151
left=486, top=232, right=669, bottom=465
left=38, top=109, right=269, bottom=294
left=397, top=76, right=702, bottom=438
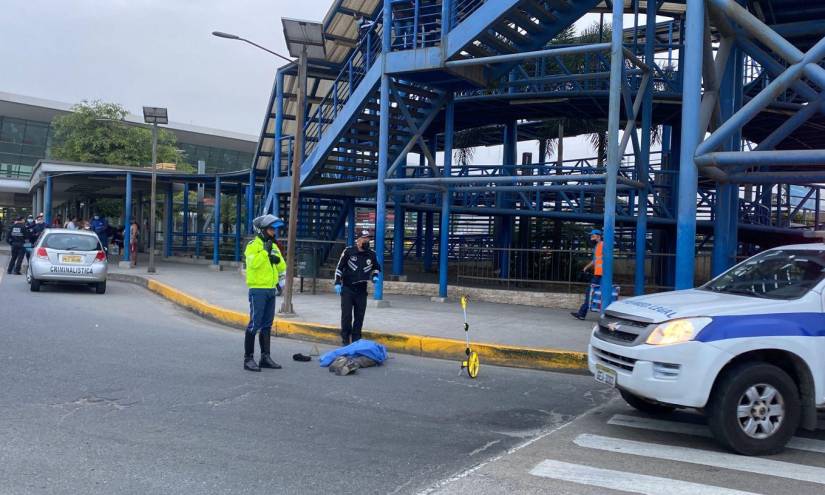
left=244, top=236, right=287, bottom=289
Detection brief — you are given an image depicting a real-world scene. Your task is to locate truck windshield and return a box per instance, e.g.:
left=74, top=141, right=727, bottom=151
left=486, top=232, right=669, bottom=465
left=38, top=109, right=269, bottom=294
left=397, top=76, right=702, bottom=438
left=701, top=249, right=825, bottom=300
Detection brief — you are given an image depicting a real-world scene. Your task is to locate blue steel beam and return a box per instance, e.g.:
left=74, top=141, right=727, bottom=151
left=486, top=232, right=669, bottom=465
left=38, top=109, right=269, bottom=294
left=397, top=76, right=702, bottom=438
left=600, top=0, right=625, bottom=310
left=373, top=0, right=392, bottom=301
left=44, top=175, right=52, bottom=226
left=165, top=181, right=174, bottom=258
left=182, top=182, right=189, bottom=247
left=674, top=0, right=704, bottom=290
left=123, top=173, right=132, bottom=263
left=439, top=96, right=454, bottom=299
left=213, top=177, right=221, bottom=267
left=635, top=0, right=657, bottom=295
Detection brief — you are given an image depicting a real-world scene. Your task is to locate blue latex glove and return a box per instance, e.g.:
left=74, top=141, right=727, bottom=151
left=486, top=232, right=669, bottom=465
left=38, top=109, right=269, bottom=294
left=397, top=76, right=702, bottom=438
left=372, top=275, right=379, bottom=284
left=334, top=284, right=342, bottom=295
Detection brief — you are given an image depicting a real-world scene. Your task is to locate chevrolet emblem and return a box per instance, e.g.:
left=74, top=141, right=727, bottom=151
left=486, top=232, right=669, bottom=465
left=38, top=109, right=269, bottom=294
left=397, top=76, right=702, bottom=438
left=606, top=322, right=620, bottom=332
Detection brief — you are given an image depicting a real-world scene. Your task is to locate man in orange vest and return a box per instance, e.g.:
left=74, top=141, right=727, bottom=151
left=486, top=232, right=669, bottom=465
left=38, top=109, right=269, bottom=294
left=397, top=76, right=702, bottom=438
left=571, top=229, right=603, bottom=320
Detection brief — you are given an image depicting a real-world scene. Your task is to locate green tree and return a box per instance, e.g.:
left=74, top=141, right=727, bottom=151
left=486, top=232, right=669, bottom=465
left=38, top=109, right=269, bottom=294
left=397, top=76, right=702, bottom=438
left=50, top=101, right=189, bottom=170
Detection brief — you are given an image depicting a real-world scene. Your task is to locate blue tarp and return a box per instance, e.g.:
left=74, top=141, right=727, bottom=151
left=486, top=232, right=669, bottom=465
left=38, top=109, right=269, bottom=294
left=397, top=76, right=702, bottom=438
left=319, top=339, right=388, bottom=367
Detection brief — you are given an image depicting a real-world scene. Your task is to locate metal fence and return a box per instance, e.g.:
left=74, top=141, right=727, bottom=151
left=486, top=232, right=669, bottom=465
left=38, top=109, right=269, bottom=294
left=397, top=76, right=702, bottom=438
left=453, top=246, right=713, bottom=294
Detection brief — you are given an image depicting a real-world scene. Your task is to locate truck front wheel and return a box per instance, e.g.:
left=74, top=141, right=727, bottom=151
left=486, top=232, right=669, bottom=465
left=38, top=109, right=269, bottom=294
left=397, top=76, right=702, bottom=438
left=707, top=362, right=800, bottom=456
left=620, top=389, right=675, bottom=415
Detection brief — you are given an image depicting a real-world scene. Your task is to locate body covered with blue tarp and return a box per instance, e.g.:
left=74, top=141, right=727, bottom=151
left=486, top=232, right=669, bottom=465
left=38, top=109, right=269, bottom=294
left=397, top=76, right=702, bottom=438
left=319, top=339, right=388, bottom=367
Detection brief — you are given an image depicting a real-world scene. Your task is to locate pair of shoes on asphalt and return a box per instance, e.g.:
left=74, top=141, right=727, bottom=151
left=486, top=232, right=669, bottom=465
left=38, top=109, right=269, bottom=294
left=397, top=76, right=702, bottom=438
left=328, top=356, right=358, bottom=376
left=570, top=312, right=586, bottom=321
left=244, top=354, right=282, bottom=372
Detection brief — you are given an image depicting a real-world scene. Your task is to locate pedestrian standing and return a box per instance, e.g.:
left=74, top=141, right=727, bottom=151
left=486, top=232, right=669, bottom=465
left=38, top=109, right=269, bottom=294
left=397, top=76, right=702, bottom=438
left=334, top=229, right=382, bottom=346
left=243, top=214, right=287, bottom=372
left=66, top=217, right=78, bottom=230
left=6, top=217, right=28, bottom=275
left=91, top=214, right=109, bottom=252
left=129, top=220, right=139, bottom=268
left=571, top=229, right=604, bottom=320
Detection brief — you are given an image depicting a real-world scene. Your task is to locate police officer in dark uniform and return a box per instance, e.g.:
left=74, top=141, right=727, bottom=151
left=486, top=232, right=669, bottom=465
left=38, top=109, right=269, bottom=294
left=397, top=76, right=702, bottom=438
left=334, top=229, right=382, bottom=346
left=6, top=217, right=28, bottom=275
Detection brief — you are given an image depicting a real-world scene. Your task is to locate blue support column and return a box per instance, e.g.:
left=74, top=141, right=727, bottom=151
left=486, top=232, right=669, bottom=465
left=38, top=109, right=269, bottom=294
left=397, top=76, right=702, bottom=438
left=440, top=0, right=452, bottom=45
left=213, top=177, right=221, bottom=266
left=272, top=69, right=285, bottom=218
left=373, top=0, right=393, bottom=301
left=123, top=173, right=133, bottom=263
left=44, top=175, right=52, bottom=226
left=235, top=183, right=242, bottom=262
left=346, top=199, right=356, bottom=245
left=182, top=182, right=189, bottom=248
left=415, top=211, right=423, bottom=258
left=424, top=211, right=433, bottom=271
left=713, top=39, right=744, bottom=275
left=634, top=4, right=657, bottom=296
left=164, top=181, right=173, bottom=258
left=674, top=0, right=705, bottom=289
left=195, top=181, right=202, bottom=258
left=498, top=120, right=517, bottom=279
left=246, top=168, right=255, bottom=233
left=439, top=96, right=455, bottom=298
left=601, top=0, right=625, bottom=310
left=392, top=159, right=406, bottom=276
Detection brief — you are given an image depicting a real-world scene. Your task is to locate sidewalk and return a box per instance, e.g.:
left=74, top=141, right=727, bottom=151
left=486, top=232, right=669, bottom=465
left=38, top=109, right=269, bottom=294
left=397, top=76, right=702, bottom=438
left=109, top=260, right=595, bottom=353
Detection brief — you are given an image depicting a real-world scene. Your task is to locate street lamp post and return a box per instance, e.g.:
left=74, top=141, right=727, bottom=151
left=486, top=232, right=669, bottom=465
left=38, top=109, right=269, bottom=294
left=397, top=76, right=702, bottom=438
left=211, top=22, right=324, bottom=315
left=278, top=18, right=326, bottom=315
left=143, top=106, right=168, bottom=274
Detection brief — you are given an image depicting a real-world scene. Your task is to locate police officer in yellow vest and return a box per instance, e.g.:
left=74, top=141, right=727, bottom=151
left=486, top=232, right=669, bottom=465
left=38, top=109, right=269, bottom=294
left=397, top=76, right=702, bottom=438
left=243, top=214, right=287, bottom=372
left=571, top=229, right=603, bottom=320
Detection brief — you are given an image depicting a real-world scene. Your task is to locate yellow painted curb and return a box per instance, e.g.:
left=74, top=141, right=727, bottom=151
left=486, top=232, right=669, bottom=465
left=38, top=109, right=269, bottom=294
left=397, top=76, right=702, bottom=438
left=112, top=273, right=589, bottom=373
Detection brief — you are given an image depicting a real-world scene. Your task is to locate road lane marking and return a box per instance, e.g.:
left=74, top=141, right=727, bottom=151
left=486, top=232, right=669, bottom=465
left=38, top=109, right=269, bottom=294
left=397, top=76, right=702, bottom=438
left=529, top=459, right=759, bottom=495
left=608, top=414, right=825, bottom=453
left=574, top=434, right=825, bottom=485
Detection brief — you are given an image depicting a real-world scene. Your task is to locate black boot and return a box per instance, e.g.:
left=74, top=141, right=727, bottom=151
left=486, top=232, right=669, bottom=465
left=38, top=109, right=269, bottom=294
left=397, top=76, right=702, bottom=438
left=244, top=354, right=261, bottom=372
left=244, top=332, right=260, bottom=372
left=259, top=329, right=281, bottom=369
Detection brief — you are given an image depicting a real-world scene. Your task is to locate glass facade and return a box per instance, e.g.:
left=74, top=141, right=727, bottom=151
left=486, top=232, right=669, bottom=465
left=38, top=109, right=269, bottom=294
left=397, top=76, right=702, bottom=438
left=0, top=116, right=51, bottom=179
left=0, top=114, right=254, bottom=179
left=177, top=142, right=253, bottom=173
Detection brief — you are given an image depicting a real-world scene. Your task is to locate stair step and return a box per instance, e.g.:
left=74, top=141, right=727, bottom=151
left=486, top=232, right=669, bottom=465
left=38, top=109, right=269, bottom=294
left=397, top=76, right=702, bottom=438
left=506, top=9, right=545, bottom=35
left=522, top=0, right=559, bottom=24
left=480, top=32, right=519, bottom=54
left=495, top=21, right=531, bottom=45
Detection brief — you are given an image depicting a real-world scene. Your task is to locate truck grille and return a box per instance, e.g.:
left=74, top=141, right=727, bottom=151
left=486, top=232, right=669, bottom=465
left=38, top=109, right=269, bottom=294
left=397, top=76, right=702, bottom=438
left=595, top=315, right=650, bottom=346
left=592, top=345, right=637, bottom=372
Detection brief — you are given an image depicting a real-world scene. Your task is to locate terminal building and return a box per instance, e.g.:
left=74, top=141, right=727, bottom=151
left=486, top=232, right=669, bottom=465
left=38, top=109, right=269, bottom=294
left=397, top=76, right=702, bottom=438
left=0, top=91, right=256, bottom=211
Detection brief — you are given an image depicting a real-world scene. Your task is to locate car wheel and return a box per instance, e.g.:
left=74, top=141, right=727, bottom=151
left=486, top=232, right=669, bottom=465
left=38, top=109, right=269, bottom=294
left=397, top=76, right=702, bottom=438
left=95, top=281, right=107, bottom=294
left=30, top=278, right=41, bottom=292
left=707, top=362, right=800, bottom=456
left=620, top=389, right=675, bottom=415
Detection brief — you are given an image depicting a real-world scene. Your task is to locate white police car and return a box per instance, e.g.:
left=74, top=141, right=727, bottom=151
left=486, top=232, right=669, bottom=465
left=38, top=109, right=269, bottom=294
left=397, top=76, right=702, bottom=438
left=590, top=243, right=825, bottom=455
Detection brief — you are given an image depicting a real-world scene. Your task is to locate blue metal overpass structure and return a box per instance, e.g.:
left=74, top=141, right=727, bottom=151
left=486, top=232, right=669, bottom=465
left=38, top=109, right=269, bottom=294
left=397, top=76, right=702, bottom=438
left=249, top=0, right=825, bottom=307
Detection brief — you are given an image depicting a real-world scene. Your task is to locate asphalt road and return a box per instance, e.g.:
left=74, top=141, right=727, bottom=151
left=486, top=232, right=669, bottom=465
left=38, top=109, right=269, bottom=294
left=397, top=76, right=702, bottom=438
left=430, top=400, right=825, bottom=495
left=0, top=260, right=611, bottom=495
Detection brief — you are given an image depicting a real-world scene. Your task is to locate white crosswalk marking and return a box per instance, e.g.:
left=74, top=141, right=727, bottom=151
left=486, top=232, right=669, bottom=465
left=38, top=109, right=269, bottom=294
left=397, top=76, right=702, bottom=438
left=608, top=414, right=825, bottom=453
left=574, top=433, right=825, bottom=485
left=529, top=459, right=760, bottom=495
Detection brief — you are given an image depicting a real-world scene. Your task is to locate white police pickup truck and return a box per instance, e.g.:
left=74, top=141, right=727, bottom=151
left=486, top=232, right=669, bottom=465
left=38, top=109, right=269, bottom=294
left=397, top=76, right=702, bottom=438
left=589, top=244, right=825, bottom=455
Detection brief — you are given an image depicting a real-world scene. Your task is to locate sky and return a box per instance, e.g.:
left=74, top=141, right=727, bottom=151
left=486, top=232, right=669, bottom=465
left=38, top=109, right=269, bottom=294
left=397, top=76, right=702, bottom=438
left=1, top=1, right=639, bottom=162
left=1, top=0, right=325, bottom=136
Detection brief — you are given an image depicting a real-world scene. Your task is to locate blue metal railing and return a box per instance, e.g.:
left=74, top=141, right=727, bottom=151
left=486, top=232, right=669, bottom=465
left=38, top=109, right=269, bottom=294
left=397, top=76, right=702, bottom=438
left=451, top=0, right=486, bottom=27
left=303, top=10, right=384, bottom=157
left=391, top=0, right=443, bottom=49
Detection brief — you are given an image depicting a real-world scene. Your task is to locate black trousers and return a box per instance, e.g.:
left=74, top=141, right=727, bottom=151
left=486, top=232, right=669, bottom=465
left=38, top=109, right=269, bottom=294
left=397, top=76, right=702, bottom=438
left=7, top=245, right=24, bottom=274
left=340, top=287, right=367, bottom=345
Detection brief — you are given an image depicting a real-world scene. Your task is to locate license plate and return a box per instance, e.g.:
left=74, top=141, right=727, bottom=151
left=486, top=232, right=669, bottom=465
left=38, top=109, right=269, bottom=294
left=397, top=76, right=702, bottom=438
left=61, top=254, right=82, bottom=264
left=595, top=363, right=617, bottom=388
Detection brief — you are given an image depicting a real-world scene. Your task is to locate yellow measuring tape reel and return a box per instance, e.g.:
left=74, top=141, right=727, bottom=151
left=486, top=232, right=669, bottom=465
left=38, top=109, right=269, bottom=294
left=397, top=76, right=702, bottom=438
left=459, top=296, right=480, bottom=378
